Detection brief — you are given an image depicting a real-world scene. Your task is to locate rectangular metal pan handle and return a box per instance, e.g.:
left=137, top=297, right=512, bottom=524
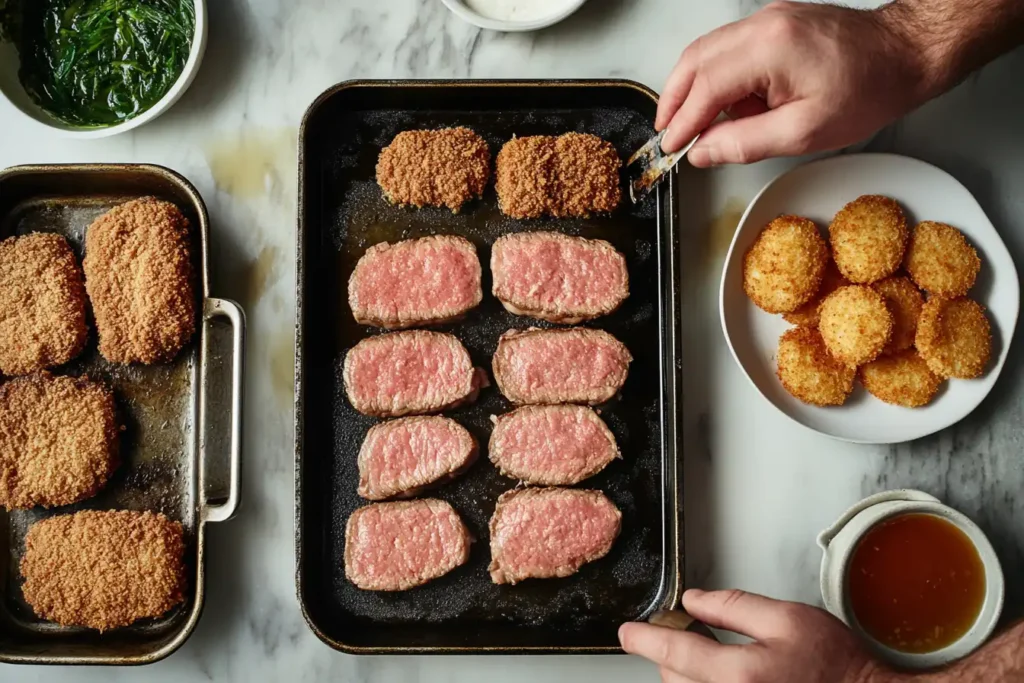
left=200, top=297, right=246, bottom=523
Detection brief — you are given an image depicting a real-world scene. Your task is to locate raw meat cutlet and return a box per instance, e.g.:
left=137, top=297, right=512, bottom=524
left=488, top=487, right=621, bottom=585
left=489, top=405, right=619, bottom=486
left=491, top=231, right=628, bottom=323
left=20, top=510, right=185, bottom=631
left=345, top=499, right=471, bottom=591
left=492, top=327, right=631, bottom=405
left=376, top=128, right=490, bottom=212
left=0, top=372, right=119, bottom=509
left=343, top=330, right=485, bottom=417
left=0, top=232, right=88, bottom=376
left=83, top=197, right=195, bottom=364
left=348, top=235, right=482, bottom=329
left=357, top=416, right=478, bottom=500
left=495, top=133, right=621, bottom=218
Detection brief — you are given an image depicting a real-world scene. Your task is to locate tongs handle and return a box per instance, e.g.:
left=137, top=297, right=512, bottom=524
left=200, top=297, right=246, bottom=523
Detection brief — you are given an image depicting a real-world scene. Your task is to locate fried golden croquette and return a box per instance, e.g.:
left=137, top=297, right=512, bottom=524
left=872, top=276, right=924, bottom=355
left=783, top=260, right=849, bottom=328
left=83, top=198, right=196, bottom=364
left=776, top=327, right=855, bottom=406
left=495, top=133, right=621, bottom=219
left=0, top=233, right=88, bottom=376
left=20, top=510, right=185, bottom=631
left=828, top=195, right=908, bottom=284
left=860, top=350, right=942, bottom=407
left=0, top=372, right=119, bottom=509
left=904, top=221, right=981, bottom=297
left=743, top=216, right=828, bottom=314
left=376, top=128, right=491, bottom=212
left=818, top=285, right=894, bottom=366
left=916, top=297, right=991, bottom=379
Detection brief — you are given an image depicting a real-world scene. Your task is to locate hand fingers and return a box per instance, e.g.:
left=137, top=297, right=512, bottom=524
left=724, top=93, right=769, bottom=120
left=681, top=588, right=797, bottom=640
left=687, top=103, right=820, bottom=167
left=660, top=666, right=700, bottom=683
left=619, top=622, right=751, bottom=682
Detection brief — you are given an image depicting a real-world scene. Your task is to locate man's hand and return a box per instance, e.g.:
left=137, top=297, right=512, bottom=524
left=657, top=0, right=1024, bottom=167
left=619, top=589, right=894, bottom=683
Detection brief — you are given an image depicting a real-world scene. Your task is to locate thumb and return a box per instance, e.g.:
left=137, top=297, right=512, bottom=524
left=682, top=589, right=795, bottom=641
left=687, top=104, right=820, bottom=167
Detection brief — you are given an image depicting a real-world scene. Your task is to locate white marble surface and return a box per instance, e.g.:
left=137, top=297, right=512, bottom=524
left=1, top=0, right=1022, bottom=680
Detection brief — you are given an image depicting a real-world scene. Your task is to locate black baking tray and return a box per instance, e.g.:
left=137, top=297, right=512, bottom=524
left=295, top=80, right=682, bottom=654
left=0, top=165, right=245, bottom=665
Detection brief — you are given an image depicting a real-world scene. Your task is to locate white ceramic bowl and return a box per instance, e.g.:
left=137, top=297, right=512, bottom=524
left=0, top=0, right=207, bottom=139
left=720, top=153, right=1020, bottom=444
left=440, top=0, right=588, bottom=31
left=818, top=490, right=1004, bottom=669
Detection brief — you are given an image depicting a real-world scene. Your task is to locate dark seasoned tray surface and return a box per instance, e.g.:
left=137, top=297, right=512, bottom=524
left=299, top=83, right=676, bottom=651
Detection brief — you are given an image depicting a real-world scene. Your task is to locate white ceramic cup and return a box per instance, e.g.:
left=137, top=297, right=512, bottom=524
left=817, top=489, right=1004, bottom=669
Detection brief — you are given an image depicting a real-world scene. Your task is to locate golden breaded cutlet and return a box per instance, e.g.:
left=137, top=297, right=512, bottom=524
left=376, top=128, right=491, bottom=212
left=776, top=327, right=855, bottom=406
left=829, top=195, right=907, bottom=284
left=916, top=297, right=991, bottom=379
left=818, top=285, right=893, bottom=366
left=0, top=372, right=119, bottom=509
left=0, top=232, right=88, bottom=376
left=743, top=215, right=828, bottom=314
left=783, top=259, right=849, bottom=328
left=495, top=135, right=556, bottom=219
left=860, top=350, right=942, bottom=408
left=872, top=276, right=924, bottom=355
left=20, top=510, right=185, bottom=631
left=904, top=221, right=981, bottom=298
left=83, top=198, right=196, bottom=364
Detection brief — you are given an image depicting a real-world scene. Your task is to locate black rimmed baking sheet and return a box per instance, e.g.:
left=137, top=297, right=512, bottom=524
left=295, top=80, right=682, bottom=654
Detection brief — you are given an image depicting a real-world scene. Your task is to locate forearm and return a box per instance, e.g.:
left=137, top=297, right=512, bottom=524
left=879, top=0, right=1024, bottom=99
left=908, top=621, right=1024, bottom=683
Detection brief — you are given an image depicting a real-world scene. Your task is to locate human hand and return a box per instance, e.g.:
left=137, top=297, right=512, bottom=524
left=656, top=1, right=935, bottom=167
left=619, top=589, right=896, bottom=683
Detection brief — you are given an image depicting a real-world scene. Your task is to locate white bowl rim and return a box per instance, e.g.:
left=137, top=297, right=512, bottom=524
left=718, top=152, right=1020, bottom=445
left=440, top=0, right=588, bottom=32
left=0, top=0, right=207, bottom=139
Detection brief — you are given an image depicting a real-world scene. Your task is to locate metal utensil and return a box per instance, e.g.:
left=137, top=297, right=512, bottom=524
left=628, top=130, right=701, bottom=203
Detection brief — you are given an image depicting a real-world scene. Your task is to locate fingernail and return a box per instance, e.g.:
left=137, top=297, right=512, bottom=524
left=618, top=623, right=633, bottom=646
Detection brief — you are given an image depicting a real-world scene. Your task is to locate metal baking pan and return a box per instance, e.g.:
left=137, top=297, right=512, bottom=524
left=295, top=80, right=682, bottom=654
left=0, top=164, right=244, bottom=665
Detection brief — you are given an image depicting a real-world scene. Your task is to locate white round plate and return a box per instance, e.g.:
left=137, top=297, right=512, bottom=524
left=440, top=0, right=588, bottom=32
left=720, top=154, right=1019, bottom=444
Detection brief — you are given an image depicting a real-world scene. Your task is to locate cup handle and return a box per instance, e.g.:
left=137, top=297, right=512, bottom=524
left=816, top=489, right=939, bottom=550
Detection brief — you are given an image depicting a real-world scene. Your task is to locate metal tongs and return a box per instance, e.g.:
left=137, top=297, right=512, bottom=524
left=627, top=131, right=701, bottom=203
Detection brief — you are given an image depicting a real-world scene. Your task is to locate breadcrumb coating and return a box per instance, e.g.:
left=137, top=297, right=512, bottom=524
left=916, top=297, right=991, bottom=379
left=0, top=232, right=88, bottom=376
left=783, top=260, right=849, bottom=328
left=744, top=215, right=828, bottom=314
left=83, top=198, right=196, bottom=364
left=828, top=195, right=907, bottom=284
left=0, top=372, right=119, bottom=509
left=860, top=350, right=942, bottom=408
left=872, top=276, right=924, bottom=355
left=20, top=510, right=185, bottom=631
left=776, top=327, right=855, bottom=406
left=376, top=128, right=491, bottom=212
left=904, top=221, right=981, bottom=298
left=818, top=285, right=894, bottom=366
left=496, top=133, right=621, bottom=219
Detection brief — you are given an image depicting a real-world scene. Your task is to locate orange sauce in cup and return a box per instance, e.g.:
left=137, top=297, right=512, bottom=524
left=847, top=513, right=986, bottom=654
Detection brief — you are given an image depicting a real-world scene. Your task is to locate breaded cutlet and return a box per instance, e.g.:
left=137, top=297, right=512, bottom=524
left=0, top=232, right=88, bottom=376
left=495, top=133, right=621, bottom=219
left=0, top=372, right=119, bottom=509
left=376, top=127, right=491, bottom=212
left=20, top=510, right=186, bottom=631
left=83, top=198, right=196, bottom=364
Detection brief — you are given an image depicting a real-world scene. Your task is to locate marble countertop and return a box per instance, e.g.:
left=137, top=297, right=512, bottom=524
left=1, top=0, right=1022, bottom=680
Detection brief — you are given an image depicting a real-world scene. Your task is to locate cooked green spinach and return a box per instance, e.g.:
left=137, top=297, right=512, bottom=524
left=8, top=0, right=195, bottom=127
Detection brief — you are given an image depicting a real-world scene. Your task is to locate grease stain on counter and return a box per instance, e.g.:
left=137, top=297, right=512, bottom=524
left=705, top=197, right=748, bottom=265
left=241, top=246, right=282, bottom=307
left=204, top=127, right=298, bottom=199
left=270, top=331, right=295, bottom=407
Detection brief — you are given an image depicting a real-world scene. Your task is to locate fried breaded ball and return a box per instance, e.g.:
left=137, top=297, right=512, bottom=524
left=860, top=350, right=942, bottom=407
left=0, top=372, right=119, bottom=509
left=0, top=233, right=88, bottom=376
left=818, top=285, right=894, bottom=366
left=83, top=198, right=196, bottom=364
left=495, top=135, right=556, bottom=219
left=828, top=195, right=908, bottom=284
left=783, top=260, right=850, bottom=328
left=916, top=297, right=991, bottom=379
left=376, top=128, right=491, bottom=212
left=20, top=510, right=185, bottom=631
left=743, top=216, right=828, bottom=314
left=872, top=276, right=924, bottom=355
left=904, top=221, right=981, bottom=297
left=776, top=327, right=855, bottom=406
